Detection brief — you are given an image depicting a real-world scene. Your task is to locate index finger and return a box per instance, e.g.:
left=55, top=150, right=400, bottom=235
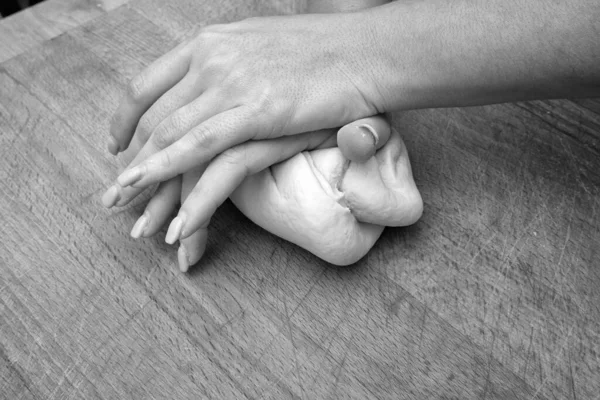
left=108, top=40, right=192, bottom=154
left=115, top=105, right=261, bottom=189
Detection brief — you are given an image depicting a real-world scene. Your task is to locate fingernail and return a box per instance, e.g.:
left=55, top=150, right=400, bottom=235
left=107, top=136, right=120, bottom=155
left=178, top=245, right=190, bottom=273
left=166, top=216, right=185, bottom=244
left=117, top=167, right=142, bottom=187
left=101, top=185, right=120, bottom=208
left=358, top=124, right=379, bottom=146
left=130, top=213, right=149, bottom=239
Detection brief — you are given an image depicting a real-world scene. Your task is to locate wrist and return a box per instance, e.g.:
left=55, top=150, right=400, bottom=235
left=305, top=1, right=395, bottom=116
left=358, top=2, right=443, bottom=112
left=359, top=1, right=508, bottom=111
left=360, top=0, right=600, bottom=111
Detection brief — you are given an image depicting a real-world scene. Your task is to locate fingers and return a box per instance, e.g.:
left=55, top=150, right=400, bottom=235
left=124, top=72, right=206, bottom=155
left=130, top=177, right=182, bottom=239
left=337, top=114, right=391, bottom=163
left=116, top=105, right=261, bottom=190
left=125, top=88, right=225, bottom=170
left=108, top=40, right=192, bottom=154
left=103, top=90, right=226, bottom=208
left=165, top=130, right=335, bottom=244
left=128, top=168, right=210, bottom=273
left=178, top=167, right=208, bottom=272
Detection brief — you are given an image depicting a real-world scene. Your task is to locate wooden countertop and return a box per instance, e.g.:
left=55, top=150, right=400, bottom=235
left=1, top=0, right=599, bottom=398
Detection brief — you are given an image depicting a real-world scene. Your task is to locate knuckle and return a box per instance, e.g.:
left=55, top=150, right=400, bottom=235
left=126, top=75, right=147, bottom=103
left=252, top=86, right=280, bottom=116
left=249, top=91, right=292, bottom=139
left=223, top=66, right=248, bottom=88
left=160, top=150, right=173, bottom=169
left=220, top=147, right=242, bottom=164
left=248, top=92, right=270, bottom=116
left=151, top=111, right=186, bottom=149
left=200, top=58, right=220, bottom=75
left=193, top=25, right=222, bottom=47
left=220, top=146, right=250, bottom=175
left=136, top=114, right=154, bottom=142
left=193, top=34, right=241, bottom=79
left=189, top=126, right=216, bottom=150
left=168, top=110, right=188, bottom=133
left=151, top=127, right=173, bottom=150
left=191, top=25, right=214, bottom=41
left=201, top=53, right=236, bottom=79
left=153, top=110, right=188, bottom=149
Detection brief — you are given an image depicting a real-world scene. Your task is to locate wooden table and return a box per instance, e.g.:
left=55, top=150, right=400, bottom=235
left=1, top=0, right=599, bottom=398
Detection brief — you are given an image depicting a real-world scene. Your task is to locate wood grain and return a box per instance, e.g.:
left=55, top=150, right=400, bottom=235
left=0, top=0, right=128, bottom=63
left=0, top=0, right=599, bottom=398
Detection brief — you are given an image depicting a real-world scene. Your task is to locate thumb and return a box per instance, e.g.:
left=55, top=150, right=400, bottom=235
left=337, top=114, right=391, bottom=163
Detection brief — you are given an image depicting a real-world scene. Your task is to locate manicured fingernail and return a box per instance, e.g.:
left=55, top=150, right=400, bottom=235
left=130, top=213, right=149, bottom=239
left=107, top=136, right=120, bottom=155
left=178, top=245, right=190, bottom=273
left=166, top=216, right=184, bottom=244
left=101, top=185, right=120, bottom=208
left=358, top=124, right=379, bottom=146
left=117, top=167, right=142, bottom=187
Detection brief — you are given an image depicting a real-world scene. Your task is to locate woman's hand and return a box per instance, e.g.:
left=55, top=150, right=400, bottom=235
left=119, top=115, right=391, bottom=271
left=103, top=1, right=396, bottom=272
left=104, top=13, right=383, bottom=201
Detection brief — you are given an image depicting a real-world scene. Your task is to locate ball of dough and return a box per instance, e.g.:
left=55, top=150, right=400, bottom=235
left=230, top=128, right=422, bottom=265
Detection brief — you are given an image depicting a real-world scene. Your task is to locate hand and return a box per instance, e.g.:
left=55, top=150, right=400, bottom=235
left=119, top=115, right=392, bottom=271
left=103, top=12, right=383, bottom=202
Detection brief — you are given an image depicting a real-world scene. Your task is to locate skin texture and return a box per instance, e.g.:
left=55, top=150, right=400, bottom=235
left=363, top=0, right=600, bottom=111
left=105, top=0, right=395, bottom=271
left=105, top=0, right=600, bottom=188
left=105, top=0, right=600, bottom=269
left=108, top=12, right=381, bottom=187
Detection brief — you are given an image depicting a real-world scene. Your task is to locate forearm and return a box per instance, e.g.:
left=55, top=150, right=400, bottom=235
left=360, top=0, right=600, bottom=111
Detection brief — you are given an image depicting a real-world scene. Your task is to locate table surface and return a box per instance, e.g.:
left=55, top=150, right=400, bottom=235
left=1, top=0, right=599, bottom=399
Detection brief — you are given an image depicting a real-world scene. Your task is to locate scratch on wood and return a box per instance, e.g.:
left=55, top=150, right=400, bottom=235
left=529, top=325, right=575, bottom=399
left=328, top=335, right=352, bottom=399
left=257, top=304, right=349, bottom=399
left=283, top=291, right=305, bottom=400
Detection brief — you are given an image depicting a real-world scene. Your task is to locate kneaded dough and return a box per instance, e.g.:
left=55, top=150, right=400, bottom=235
left=230, top=129, right=423, bottom=266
